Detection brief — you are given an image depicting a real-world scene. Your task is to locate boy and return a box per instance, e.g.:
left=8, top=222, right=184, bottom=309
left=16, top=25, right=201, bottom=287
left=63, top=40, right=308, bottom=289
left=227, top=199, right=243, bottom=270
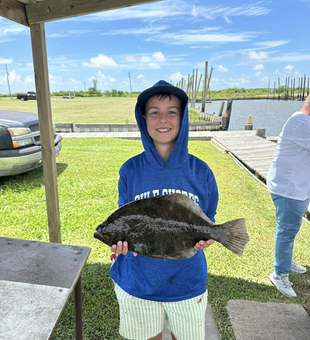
left=110, top=80, right=218, bottom=340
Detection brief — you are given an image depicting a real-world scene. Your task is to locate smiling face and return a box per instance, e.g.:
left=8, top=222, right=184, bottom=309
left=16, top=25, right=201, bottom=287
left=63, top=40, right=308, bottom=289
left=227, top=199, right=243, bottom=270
left=144, top=94, right=181, bottom=159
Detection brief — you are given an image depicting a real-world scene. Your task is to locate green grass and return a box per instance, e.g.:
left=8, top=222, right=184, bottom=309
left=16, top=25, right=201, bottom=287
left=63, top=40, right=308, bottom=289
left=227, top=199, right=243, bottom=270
left=0, top=97, right=137, bottom=124
left=0, top=97, right=207, bottom=124
left=0, top=139, right=309, bottom=340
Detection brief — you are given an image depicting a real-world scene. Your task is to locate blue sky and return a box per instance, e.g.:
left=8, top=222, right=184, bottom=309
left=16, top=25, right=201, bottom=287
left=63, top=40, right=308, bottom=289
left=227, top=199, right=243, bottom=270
left=1, top=0, right=310, bottom=94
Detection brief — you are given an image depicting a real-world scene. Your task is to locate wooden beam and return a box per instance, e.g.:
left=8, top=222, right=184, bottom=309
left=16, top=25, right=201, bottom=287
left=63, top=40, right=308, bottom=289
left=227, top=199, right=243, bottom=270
left=30, top=23, right=62, bottom=244
left=26, top=0, right=162, bottom=24
left=0, top=0, right=29, bottom=26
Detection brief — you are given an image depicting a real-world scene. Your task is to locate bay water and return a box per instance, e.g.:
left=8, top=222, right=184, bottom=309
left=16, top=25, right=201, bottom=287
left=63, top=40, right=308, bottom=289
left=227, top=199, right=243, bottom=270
left=195, top=99, right=304, bottom=137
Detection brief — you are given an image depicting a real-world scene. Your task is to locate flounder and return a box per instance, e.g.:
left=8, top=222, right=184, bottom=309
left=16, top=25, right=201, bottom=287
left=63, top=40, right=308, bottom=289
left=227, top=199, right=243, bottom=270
left=94, top=193, right=249, bottom=259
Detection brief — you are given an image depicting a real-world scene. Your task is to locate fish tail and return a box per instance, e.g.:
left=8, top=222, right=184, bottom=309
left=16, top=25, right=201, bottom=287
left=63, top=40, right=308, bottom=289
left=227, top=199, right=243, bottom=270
left=219, top=218, right=249, bottom=256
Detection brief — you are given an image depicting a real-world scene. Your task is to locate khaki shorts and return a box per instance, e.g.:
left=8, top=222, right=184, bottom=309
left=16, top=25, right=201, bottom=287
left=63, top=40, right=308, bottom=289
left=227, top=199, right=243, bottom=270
left=114, top=284, right=208, bottom=340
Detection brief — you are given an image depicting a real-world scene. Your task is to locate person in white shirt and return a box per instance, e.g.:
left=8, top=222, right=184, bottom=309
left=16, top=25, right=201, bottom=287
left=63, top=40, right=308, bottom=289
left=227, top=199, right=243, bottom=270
left=267, top=94, right=310, bottom=298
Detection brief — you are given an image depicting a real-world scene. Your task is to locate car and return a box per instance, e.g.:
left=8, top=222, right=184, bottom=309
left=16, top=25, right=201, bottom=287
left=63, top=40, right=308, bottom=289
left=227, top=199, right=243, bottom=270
left=0, top=110, right=62, bottom=177
left=16, top=92, right=37, bottom=101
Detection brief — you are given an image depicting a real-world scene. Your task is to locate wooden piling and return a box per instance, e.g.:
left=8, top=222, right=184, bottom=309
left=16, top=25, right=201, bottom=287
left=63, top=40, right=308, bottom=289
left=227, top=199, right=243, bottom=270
left=226, top=98, right=233, bottom=125
left=302, top=74, right=306, bottom=101
left=221, top=110, right=228, bottom=131
left=218, top=101, right=225, bottom=117
left=201, top=61, right=208, bottom=112
left=245, top=116, right=253, bottom=130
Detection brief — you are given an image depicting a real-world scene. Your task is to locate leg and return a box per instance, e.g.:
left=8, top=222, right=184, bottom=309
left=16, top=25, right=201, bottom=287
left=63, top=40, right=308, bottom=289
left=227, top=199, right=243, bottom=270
left=114, top=284, right=165, bottom=340
left=164, top=291, right=208, bottom=340
left=271, top=194, right=309, bottom=274
left=75, top=276, right=82, bottom=340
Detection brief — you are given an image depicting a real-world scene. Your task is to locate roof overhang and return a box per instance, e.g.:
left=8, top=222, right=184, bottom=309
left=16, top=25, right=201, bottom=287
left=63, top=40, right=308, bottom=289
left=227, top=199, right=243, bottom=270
left=0, top=0, right=162, bottom=26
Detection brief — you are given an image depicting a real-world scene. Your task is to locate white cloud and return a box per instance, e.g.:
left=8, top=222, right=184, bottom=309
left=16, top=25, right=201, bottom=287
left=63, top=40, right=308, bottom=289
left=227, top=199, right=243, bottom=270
left=211, top=75, right=250, bottom=88
left=152, top=52, right=166, bottom=62
left=0, top=58, right=13, bottom=64
left=126, top=56, right=137, bottom=62
left=0, top=21, right=28, bottom=42
left=248, top=51, right=269, bottom=61
left=80, top=0, right=271, bottom=23
left=253, top=40, right=289, bottom=49
left=140, top=56, right=152, bottom=63
left=261, top=76, right=269, bottom=82
left=284, top=65, right=294, bottom=73
left=170, top=72, right=184, bottom=81
left=224, top=16, right=232, bottom=24
left=100, top=26, right=168, bottom=36
left=48, top=30, right=94, bottom=38
left=271, top=53, right=310, bottom=63
left=91, top=71, right=116, bottom=87
left=217, top=65, right=228, bottom=72
left=274, top=69, right=281, bottom=75
left=255, top=72, right=262, bottom=76
left=137, top=74, right=150, bottom=85
left=83, top=54, right=118, bottom=68
left=24, top=76, right=34, bottom=83
left=252, top=64, right=264, bottom=70
left=148, top=63, right=161, bottom=69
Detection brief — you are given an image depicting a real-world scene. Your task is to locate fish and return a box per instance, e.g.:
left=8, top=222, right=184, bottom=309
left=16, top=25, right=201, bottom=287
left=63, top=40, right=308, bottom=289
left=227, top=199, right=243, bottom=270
left=94, top=193, right=249, bottom=259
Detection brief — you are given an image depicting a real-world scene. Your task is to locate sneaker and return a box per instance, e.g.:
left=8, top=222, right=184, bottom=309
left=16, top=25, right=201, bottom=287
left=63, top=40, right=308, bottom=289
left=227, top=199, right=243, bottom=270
left=291, top=260, right=307, bottom=274
left=270, top=271, right=296, bottom=297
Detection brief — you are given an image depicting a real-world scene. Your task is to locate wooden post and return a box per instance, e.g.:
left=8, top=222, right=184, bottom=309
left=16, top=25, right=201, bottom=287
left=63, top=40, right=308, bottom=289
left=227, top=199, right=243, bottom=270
left=30, top=23, right=62, bottom=244
left=191, top=69, right=195, bottom=108
left=245, top=116, right=253, bottom=130
left=201, top=61, right=208, bottom=113
left=226, top=98, right=233, bottom=129
left=293, top=78, right=295, bottom=99
left=218, top=101, right=225, bottom=116
left=267, top=81, right=270, bottom=99
left=273, top=81, right=276, bottom=99
left=278, top=77, right=280, bottom=100
left=221, top=110, right=228, bottom=131
left=298, top=78, right=300, bottom=98
left=302, top=74, right=306, bottom=101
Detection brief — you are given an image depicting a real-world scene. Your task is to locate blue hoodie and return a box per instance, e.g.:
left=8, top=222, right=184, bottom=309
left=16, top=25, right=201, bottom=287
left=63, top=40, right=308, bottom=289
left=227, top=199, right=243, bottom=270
left=110, top=81, right=219, bottom=302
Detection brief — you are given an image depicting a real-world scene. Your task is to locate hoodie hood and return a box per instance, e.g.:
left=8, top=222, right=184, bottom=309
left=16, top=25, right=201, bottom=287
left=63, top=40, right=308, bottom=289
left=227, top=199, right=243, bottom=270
left=135, top=80, right=189, bottom=169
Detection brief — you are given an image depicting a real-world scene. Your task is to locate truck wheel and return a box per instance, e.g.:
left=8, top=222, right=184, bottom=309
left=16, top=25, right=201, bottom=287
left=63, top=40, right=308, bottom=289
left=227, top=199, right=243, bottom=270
left=20, top=97, right=25, bottom=101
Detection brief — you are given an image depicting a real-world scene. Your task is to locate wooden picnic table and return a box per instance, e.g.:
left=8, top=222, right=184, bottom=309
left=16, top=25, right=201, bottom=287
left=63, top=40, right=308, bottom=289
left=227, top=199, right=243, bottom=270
left=0, top=236, right=91, bottom=340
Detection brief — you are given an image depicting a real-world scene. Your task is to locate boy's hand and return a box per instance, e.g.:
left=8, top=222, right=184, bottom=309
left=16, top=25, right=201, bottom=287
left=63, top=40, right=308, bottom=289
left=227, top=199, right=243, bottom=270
left=111, top=241, right=138, bottom=257
left=194, top=239, right=214, bottom=251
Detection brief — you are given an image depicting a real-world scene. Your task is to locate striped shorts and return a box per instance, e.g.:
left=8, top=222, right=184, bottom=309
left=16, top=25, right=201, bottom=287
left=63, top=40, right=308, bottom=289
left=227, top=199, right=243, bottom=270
left=114, top=284, right=208, bottom=340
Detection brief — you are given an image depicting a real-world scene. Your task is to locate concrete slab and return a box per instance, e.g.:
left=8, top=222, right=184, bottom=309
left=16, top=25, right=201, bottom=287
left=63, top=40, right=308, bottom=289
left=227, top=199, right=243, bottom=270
left=162, top=304, right=220, bottom=340
left=226, top=300, right=310, bottom=340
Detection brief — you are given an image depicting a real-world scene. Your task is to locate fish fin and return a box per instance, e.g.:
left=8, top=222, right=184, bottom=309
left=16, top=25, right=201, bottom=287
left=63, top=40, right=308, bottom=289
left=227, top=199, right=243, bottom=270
left=219, top=218, right=249, bottom=256
left=163, top=193, right=215, bottom=225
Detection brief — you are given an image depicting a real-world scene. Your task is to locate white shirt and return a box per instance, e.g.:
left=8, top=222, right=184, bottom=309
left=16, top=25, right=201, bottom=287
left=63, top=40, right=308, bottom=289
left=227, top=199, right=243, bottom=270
left=267, top=111, right=310, bottom=200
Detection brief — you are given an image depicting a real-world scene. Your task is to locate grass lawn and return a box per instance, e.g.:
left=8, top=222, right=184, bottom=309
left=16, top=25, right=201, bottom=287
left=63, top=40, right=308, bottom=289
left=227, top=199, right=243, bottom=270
left=0, top=97, right=138, bottom=124
left=0, top=138, right=309, bottom=339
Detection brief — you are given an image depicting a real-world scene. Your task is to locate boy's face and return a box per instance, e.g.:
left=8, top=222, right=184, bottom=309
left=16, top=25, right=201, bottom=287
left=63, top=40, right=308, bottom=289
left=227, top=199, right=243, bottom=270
left=144, top=94, right=181, bottom=149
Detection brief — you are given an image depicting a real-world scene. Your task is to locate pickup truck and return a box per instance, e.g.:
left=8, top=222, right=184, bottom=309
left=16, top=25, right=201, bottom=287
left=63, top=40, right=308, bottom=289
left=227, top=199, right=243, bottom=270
left=16, top=92, right=37, bottom=101
left=0, top=110, right=62, bottom=177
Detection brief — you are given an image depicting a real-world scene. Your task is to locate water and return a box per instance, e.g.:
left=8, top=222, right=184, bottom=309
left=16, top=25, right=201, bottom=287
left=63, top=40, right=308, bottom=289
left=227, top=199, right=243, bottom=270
left=195, top=99, right=304, bottom=137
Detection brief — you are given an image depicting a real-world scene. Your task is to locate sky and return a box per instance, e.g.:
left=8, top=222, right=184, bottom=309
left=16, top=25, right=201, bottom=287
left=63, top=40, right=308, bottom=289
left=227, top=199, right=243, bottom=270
left=1, top=0, right=310, bottom=94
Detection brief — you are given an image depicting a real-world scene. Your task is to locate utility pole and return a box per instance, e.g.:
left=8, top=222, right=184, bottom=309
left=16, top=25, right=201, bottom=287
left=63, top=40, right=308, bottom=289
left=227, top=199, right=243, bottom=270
left=84, top=82, right=86, bottom=92
left=128, top=72, right=132, bottom=97
left=5, top=65, right=12, bottom=99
